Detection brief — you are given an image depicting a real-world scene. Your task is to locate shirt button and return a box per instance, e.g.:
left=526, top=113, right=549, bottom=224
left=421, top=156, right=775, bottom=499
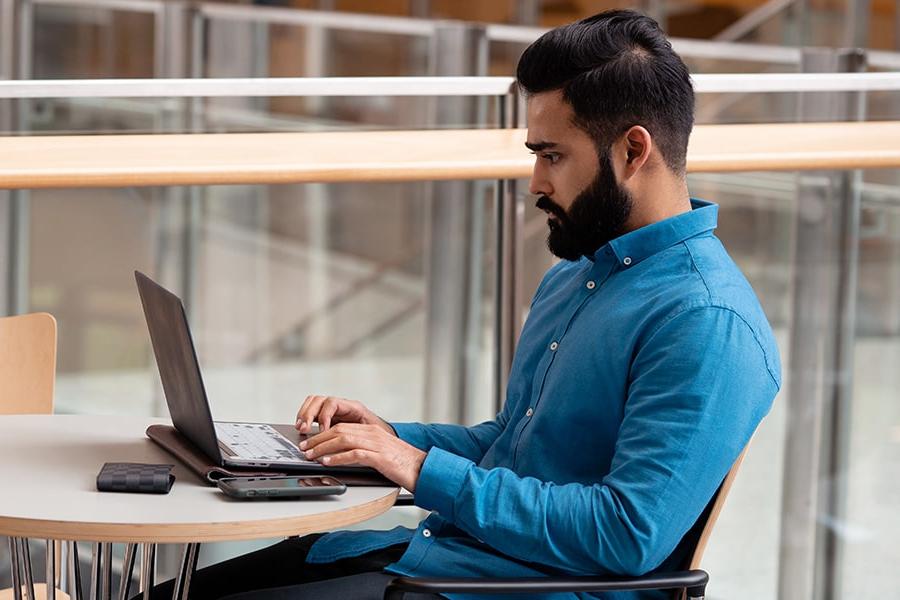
left=586, top=280, right=596, bottom=290
left=422, top=529, right=432, bottom=538
left=526, top=408, right=533, bottom=417
left=623, top=257, right=632, bottom=266
left=549, top=341, right=558, bottom=351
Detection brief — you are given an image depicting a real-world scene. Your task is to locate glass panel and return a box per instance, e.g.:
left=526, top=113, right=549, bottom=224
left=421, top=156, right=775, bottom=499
left=29, top=5, right=156, bottom=79
left=839, top=176, right=900, bottom=597
left=685, top=172, right=795, bottom=599
left=28, top=180, right=495, bottom=426
left=24, top=176, right=498, bottom=568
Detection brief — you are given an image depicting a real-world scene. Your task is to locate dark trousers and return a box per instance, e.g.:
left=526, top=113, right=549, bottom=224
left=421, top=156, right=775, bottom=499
left=140, top=534, right=444, bottom=600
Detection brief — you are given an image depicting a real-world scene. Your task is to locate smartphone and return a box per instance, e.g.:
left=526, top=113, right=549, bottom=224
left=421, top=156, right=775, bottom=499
left=217, top=476, right=347, bottom=499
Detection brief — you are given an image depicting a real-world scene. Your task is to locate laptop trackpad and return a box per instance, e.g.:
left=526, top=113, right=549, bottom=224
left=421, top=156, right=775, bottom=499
left=270, top=423, right=307, bottom=448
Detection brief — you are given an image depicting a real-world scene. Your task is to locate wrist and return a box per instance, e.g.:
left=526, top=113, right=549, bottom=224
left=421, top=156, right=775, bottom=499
left=406, top=449, right=427, bottom=492
left=367, top=413, right=397, bottom=436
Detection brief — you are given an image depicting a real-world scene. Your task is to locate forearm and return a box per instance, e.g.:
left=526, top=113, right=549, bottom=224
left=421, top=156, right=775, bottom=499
left=413, top=448, right=669, bottom=576
left=390, top=421, right=503, bottom=463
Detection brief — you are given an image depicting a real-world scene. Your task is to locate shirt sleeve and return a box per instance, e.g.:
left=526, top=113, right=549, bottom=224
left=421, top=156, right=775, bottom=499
left=390, top=418, right=505, bottom=463
left=412, top=305, right=780, bottom=576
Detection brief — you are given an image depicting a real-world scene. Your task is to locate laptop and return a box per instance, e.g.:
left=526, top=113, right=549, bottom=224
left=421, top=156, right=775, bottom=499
left=135, top=270, right=372, bottom=474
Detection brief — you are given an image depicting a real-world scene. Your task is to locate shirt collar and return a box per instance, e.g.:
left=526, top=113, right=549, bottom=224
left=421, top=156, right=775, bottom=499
left=598, top=199, right=718, bottom=267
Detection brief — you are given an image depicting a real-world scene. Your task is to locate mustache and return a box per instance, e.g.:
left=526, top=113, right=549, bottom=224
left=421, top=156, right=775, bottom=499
left=535, top=196, right=567, bottom=221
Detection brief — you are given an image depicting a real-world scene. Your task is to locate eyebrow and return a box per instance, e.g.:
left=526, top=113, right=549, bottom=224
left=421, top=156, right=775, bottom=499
left=525, top=141, right=558, bottom=152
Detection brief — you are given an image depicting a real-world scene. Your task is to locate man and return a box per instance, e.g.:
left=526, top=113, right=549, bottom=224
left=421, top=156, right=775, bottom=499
left=150, top=9, right=780, bottom=600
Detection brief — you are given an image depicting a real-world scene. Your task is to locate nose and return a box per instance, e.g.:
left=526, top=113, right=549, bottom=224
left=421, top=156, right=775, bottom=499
left=529, top=160, right=552, bottom=197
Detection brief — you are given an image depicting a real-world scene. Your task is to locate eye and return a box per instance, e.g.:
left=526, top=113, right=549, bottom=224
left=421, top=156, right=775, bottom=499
left=542, top=153, right=560, bottom=164
left=530, top=151, right=560, bottom=164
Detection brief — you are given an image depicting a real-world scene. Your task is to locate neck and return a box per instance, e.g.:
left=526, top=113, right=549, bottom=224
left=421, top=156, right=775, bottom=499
left=622, top=174, right=692, bottom=234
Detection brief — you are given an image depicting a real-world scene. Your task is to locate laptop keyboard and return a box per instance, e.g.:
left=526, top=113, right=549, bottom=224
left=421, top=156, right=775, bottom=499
left=215, top=422, right=307, bottom=462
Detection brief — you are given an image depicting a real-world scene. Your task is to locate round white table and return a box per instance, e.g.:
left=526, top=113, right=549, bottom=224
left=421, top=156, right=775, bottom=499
left=0, top=415, right=399, bottom=600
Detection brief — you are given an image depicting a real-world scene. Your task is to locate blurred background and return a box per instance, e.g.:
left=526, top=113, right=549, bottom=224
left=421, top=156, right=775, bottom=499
left=1, top=1, right=899, bottom=599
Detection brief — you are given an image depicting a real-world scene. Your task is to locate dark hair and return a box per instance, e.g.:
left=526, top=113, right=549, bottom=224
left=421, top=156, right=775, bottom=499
left=516, top=9, right=694, bottom=175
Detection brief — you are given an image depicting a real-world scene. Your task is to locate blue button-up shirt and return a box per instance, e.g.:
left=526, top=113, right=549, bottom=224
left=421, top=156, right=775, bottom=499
left=306, top=200, right=781, bottom=600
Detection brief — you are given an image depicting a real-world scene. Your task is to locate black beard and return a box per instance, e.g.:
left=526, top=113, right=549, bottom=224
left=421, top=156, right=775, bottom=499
left=535, top=153, right=633, bottom=261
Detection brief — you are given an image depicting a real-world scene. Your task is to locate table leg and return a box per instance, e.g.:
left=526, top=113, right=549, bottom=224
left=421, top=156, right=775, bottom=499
left=89, top=543, right=102, bottom=600
left=170, top=543, right=200, bottom=600
left=139, top=544, right=156, bottom=600
left=7, top=537, right=22, bottom=600
left=68, top=541, right=84, bottom=600
left=18, top=539, right=36, bottom=600
left=117, top=544, right=137, bottom=600
left=45, top=540, right=56, bottom=600
left=101, top=543, right=113, bottom=600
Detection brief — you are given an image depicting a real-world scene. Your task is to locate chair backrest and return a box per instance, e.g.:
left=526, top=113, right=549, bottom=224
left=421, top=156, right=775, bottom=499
left=687, top=444, right=749, bottom=569
left=667, top=442, right=750, bottom=600
left=0, top=312, right=58, bottom=414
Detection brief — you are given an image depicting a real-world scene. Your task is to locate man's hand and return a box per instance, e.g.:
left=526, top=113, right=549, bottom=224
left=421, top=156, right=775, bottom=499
left=299, top=423, right=427, bottom=492
left=295, top=395, right=395, bottom=436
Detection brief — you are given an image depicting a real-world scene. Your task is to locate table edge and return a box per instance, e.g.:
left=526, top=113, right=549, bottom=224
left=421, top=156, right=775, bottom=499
left=0, top=488, right=400, bottom=543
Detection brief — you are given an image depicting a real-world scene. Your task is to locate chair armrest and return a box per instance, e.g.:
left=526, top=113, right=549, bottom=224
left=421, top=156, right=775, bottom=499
left=384, top=569, right=708, bottom=599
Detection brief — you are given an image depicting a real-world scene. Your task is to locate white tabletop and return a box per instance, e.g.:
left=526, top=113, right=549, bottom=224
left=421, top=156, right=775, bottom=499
left=0, top=415, right=399, bottom=543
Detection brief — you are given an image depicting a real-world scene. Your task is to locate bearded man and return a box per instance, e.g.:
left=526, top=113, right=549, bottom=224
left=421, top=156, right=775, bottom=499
left=146, top=9, right=780, bottom=600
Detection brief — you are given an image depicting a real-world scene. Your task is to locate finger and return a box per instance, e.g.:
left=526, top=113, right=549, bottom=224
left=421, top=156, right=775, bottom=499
left=318, top=398, right=340, bottom=432
left=297, top=396, right=327, bottom=433
left=304, top=432, right=373, bottom=460
left=294, top=396, right=316, bottom=429
left=295, top=396, right=315, bottom=428
left=302, top=423, right=371, bottom=452
left=319, top=448, right=377, bottom=468
left=295, top=395, right=318, bottom=428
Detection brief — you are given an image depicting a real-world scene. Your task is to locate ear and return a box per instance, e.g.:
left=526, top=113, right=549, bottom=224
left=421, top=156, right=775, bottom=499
left=619, top=125, right=652, bottom=179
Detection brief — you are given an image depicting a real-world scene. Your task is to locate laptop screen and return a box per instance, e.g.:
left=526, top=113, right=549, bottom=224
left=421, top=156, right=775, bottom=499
left=135, top=270, right=224, bottom=466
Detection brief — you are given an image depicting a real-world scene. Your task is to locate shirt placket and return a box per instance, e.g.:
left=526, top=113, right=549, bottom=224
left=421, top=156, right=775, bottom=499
left=510, top=260, right=618, bottom=467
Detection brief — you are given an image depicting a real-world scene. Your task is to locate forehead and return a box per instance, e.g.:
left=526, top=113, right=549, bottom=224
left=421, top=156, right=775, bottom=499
left=525, top=90, right=591, bottom=146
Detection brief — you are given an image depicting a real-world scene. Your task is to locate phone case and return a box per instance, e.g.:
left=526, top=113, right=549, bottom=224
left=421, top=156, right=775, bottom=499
left=216, top=476, right=347, bottom=499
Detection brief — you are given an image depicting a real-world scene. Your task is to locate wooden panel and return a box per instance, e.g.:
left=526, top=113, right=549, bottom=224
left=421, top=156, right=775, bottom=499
left=0, top=121, right=899, bottom=190
left=0, top=584, right=70, bottom=600
left=0, top=313, right=57, bottom=415
left=687, top=121, right=900, bottom=172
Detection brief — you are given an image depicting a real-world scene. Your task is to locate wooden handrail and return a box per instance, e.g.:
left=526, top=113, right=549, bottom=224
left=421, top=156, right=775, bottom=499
left=1, top=121, right=899, bottom=189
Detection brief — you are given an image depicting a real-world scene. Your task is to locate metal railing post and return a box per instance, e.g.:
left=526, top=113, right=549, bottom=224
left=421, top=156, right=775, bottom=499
left=513, top=0, right=541, bottom=26
left=843, top=0, right=870, bottom=49
left=0, top=0, right=16, bottom=83
left=154, top=0, right=201, bottom=331
left=423, top=21, right=489, bottom=425
left=777, top=47, right=866, bottom=600
left=640, top=0, right=667, bottom=31
left=0, top=0, right=32, bottom=316
left=493, top=83, right=523, bottom=415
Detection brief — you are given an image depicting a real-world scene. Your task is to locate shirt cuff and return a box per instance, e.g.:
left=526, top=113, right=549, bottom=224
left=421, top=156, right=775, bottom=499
left=413, top=447, right=472, bottom=521
left=389, top=422, right=428, bottom=449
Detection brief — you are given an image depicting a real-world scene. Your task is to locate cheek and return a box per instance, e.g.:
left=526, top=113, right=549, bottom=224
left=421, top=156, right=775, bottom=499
left=555, top=162, right=594, bottom=210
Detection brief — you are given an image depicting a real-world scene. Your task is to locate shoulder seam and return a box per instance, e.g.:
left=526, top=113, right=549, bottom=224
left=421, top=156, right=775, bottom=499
left=645, top=302, right=780, bottom=388
left=684, top=240, right=713, bottom=302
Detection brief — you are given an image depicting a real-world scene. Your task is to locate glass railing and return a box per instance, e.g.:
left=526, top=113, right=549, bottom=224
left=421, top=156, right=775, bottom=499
left=2, top=2, right=900, bottom=595
left=2, top=72, right=900, bottom=600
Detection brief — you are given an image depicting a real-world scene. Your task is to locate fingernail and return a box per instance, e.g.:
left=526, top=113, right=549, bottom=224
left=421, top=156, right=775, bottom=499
left=304, top=449, right=314, bottom=459
left=299, top=441, right=307, bottom=450
left=321, top=456, right=330, bottom=464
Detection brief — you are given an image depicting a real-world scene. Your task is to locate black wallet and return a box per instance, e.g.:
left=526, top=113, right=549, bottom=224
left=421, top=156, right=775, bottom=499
left=96, top=462, right=175, bottom=494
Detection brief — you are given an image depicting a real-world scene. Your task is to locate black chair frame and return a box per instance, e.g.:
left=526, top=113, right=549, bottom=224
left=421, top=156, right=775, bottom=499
left=383, top=569, right=709, bottom=599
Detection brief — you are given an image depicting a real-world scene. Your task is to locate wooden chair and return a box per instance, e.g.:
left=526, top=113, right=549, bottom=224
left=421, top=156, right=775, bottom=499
left=0, top=312, right=69, bottom=600
left=0, top=312, right=57, bottom=415
left=385, top=445, right=751, bottom=600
